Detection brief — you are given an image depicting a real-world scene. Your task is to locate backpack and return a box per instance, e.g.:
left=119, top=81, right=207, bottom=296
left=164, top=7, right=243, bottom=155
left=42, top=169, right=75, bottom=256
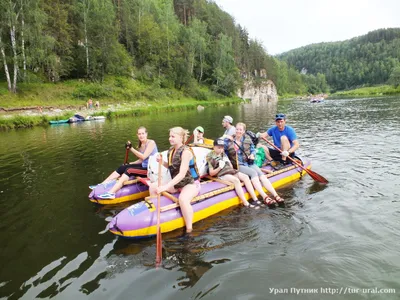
left=245, top=130, right=259, bottom=146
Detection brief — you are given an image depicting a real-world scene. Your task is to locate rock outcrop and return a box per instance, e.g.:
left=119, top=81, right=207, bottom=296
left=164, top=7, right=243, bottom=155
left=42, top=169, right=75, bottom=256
left=238, top=80, right=278, bottom=104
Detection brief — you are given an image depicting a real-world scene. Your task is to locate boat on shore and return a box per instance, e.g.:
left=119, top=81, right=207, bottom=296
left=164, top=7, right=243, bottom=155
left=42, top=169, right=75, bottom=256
left=49, top=119, right=69, bottom=124
left=49, top=115, right=106, bottom=125
left=310, top=97, right=324, bottom=103
left=105, top=159, right=311, bottom=239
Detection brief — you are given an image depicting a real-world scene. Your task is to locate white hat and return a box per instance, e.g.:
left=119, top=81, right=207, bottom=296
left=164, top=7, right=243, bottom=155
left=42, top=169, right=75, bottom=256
left=223, top=115, right=233, bottom=124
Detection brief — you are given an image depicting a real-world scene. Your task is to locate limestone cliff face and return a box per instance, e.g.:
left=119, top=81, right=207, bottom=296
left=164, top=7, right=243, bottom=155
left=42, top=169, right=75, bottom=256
left=238, top=80, right=278, bottom=104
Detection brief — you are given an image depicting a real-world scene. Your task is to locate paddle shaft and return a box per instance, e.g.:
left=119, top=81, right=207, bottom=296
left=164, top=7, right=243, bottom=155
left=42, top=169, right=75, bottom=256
left=185, top=134, right=194, bottom=145
left=261, top=137, right=328, bottom=184
left=156, top=155, right=162, bottom=267
left=124, top=148, right=129, bottom=164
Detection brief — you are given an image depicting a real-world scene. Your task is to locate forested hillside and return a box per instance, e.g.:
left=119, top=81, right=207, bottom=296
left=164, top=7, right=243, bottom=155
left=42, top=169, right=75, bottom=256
left=0, top=0, right=326, bottom=98
left=279, top=28, right=400, bottom=91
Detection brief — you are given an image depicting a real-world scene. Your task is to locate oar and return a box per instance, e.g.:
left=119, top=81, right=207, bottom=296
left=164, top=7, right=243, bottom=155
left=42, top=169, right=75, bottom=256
left=260, top=137, right=328, bottom=184
left=156, top=154, right=162, bottom=267
left=124, top=148, right=129, bottom=164
left=185, top=133, right=194, bottom=145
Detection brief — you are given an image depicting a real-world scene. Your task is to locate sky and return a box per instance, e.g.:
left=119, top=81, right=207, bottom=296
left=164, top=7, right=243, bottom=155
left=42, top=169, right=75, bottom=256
left=214, top=0, right=400, bottom=55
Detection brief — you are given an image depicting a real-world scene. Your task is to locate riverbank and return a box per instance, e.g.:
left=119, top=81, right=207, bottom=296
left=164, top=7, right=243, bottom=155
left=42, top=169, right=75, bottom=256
left=332, top=85, right=400, bottom=97
left=0, top=77, right=243, bottom=129
left=280, top=84, right=400, bottom=101
left=0, top=98, right=242, bottom=130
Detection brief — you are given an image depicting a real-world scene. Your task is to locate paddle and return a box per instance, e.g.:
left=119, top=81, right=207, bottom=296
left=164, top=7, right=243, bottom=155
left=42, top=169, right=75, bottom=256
left=260, top=136, right=328, bottom=184
left=185, top=133, right=194, bottom=145
left=156, top=154, right=162, bottom=267
left=124, top=148, right=129, bottom=164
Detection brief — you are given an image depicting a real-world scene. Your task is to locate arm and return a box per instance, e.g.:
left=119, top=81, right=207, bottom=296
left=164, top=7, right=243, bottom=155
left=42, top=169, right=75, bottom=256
left=259, top=131, right=271, bottom=139
left=288, top=139, right=299, bottom=154
left=287, top=127, right=299, bottom=154
left=130, top=140, right=156, bottom=161
left=208, top=161, right=222, bottom=177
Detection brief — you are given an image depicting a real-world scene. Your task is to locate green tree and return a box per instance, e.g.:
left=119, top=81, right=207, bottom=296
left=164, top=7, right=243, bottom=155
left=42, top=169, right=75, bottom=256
left=388, top=66, right=400, bottom=87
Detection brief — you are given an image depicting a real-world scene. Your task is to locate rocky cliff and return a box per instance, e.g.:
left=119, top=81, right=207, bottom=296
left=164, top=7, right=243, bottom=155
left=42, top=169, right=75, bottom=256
left=238, top=80, right=278, bottom=104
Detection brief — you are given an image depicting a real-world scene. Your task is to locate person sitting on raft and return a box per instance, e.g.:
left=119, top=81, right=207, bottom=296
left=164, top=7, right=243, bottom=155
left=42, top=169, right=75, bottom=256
left=207, top=138, right=262, bottom=208
left=193, top=126, right=205, bottom=144
left=96, top=126, right=158, bottom=199
left=149, top=127, right=201, bottom=233
left=257, top=113, right=299, bottom=165
left=227, top=122, right=284, bottom=206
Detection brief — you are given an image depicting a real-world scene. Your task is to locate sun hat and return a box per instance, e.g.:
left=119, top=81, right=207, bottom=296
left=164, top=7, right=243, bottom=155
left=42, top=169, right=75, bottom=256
left=275, top=113, right=286, bottom=121
left=223, top=116, right=233, bottom=124
left=195, top=126, right=204, bottom=133
left=214, top=138, right=225, bottom=147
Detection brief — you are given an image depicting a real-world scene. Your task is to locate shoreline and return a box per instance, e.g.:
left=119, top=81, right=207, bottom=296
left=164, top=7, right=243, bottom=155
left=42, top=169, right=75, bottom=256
left=0, top=98, right=243, bottom=130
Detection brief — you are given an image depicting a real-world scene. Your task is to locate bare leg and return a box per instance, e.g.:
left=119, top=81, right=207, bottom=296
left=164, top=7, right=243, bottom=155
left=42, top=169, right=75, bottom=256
left=221, top=174, right=249, bottom=206
left=280, top=136, right=290, bottom=163
left=108, top=173, right=130, bottom=194
left=179, top=183, right=200, bottom=233
left=258, top=144, right=272, bottom=163
left=259, top=174, right=280, bottom=198
left=262, top=145, right=273, bottom=162
left=236, top=172, right=258, bottom=201
left=149, top=182, right=157, bottom=196
left=101, top=171, right=121, bottom=183
left=251, top=177, right=267, bottom=199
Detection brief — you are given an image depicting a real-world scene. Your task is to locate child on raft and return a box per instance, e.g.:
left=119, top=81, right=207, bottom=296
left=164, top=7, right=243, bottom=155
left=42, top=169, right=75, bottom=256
left=207, top=138, right=262, bottom=208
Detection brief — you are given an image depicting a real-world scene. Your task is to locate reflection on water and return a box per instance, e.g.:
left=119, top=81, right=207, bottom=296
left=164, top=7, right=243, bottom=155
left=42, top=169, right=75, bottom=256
left=1, top=97, right=400, bottom=299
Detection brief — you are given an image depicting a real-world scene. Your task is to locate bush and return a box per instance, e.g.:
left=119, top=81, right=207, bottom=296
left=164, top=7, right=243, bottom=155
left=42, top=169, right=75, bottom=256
left=72, top=83, right=112, bottom=99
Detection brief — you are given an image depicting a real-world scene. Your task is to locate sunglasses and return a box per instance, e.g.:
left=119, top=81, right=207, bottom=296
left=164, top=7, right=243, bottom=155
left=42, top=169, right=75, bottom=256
left=276, top=113, right=286, bottom=119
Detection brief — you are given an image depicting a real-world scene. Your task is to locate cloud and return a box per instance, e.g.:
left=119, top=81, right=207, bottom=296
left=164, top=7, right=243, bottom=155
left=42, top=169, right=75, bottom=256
left=214, top=0, right=400, bottom=54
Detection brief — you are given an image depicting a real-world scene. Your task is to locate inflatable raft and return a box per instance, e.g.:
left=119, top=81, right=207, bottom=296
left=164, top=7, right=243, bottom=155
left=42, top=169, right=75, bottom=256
left=89, top=146, right=211, bottom=205
left=106, top=159, right=311, bottom=239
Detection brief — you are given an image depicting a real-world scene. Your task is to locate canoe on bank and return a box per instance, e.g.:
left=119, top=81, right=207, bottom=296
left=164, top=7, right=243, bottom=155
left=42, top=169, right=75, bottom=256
left=106, top=160, right=311, bottom=239
left=49, top=119, right=69, bottom=124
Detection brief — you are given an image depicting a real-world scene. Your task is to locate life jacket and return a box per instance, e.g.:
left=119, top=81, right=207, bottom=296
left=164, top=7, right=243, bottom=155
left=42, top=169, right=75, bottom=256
left=227, top=135, right=253, bottom=166
left=167, top=145, right=200, bottom=189
left=206, top=151, right=237, bottom=176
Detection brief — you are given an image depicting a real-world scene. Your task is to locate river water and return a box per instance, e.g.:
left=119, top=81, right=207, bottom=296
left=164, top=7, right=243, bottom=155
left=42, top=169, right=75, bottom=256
left=0, top=97, right=399, bottom=299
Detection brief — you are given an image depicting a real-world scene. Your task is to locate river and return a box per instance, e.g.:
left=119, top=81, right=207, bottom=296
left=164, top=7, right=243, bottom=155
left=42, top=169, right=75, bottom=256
left=0, top=97, right=399, bottom=299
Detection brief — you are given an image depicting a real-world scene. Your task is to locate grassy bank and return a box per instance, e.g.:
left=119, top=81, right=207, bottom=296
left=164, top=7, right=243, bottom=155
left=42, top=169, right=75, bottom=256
left=0, top=77, right=242, bottom=130
left=332, top=85, right=400, bottom=97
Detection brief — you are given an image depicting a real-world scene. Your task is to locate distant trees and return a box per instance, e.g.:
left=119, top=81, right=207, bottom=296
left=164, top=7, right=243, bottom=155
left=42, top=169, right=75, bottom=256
left=388, top=66, right=400, bottom=87
left=0, top=0, right=324, bottom=97
left=280, top=28, right=400, bottom=91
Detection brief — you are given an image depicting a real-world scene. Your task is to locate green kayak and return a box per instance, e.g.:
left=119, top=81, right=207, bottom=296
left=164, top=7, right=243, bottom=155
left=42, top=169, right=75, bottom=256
left=49, top=119, right=69, bottom=124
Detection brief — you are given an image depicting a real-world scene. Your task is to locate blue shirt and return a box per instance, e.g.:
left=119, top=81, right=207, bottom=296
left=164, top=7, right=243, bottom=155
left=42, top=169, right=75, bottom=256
left=141, top=141, right=158, bottom=168
left=267, top=125, right=297, bottom=148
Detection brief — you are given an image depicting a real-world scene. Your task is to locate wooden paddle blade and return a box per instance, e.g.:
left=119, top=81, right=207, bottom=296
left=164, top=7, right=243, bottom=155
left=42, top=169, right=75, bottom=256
left=156, top=228, right=162, bottom=266
left=305, top=168, right=329, bottom=184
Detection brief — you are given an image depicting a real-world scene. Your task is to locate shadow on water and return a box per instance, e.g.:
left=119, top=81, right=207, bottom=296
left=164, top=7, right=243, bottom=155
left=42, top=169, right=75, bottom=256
left=306, top=181, right=329, bottom=195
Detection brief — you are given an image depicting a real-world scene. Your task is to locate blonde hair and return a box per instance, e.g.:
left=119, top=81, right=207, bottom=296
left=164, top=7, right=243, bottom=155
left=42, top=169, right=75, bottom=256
left=236, top=122, right=246, bottom=131
left=169, top=126, right=189, bottom=144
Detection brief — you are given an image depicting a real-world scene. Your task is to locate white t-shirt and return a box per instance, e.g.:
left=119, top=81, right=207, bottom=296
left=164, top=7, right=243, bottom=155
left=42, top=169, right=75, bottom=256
left=224, top=126, right=236, bottom=137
